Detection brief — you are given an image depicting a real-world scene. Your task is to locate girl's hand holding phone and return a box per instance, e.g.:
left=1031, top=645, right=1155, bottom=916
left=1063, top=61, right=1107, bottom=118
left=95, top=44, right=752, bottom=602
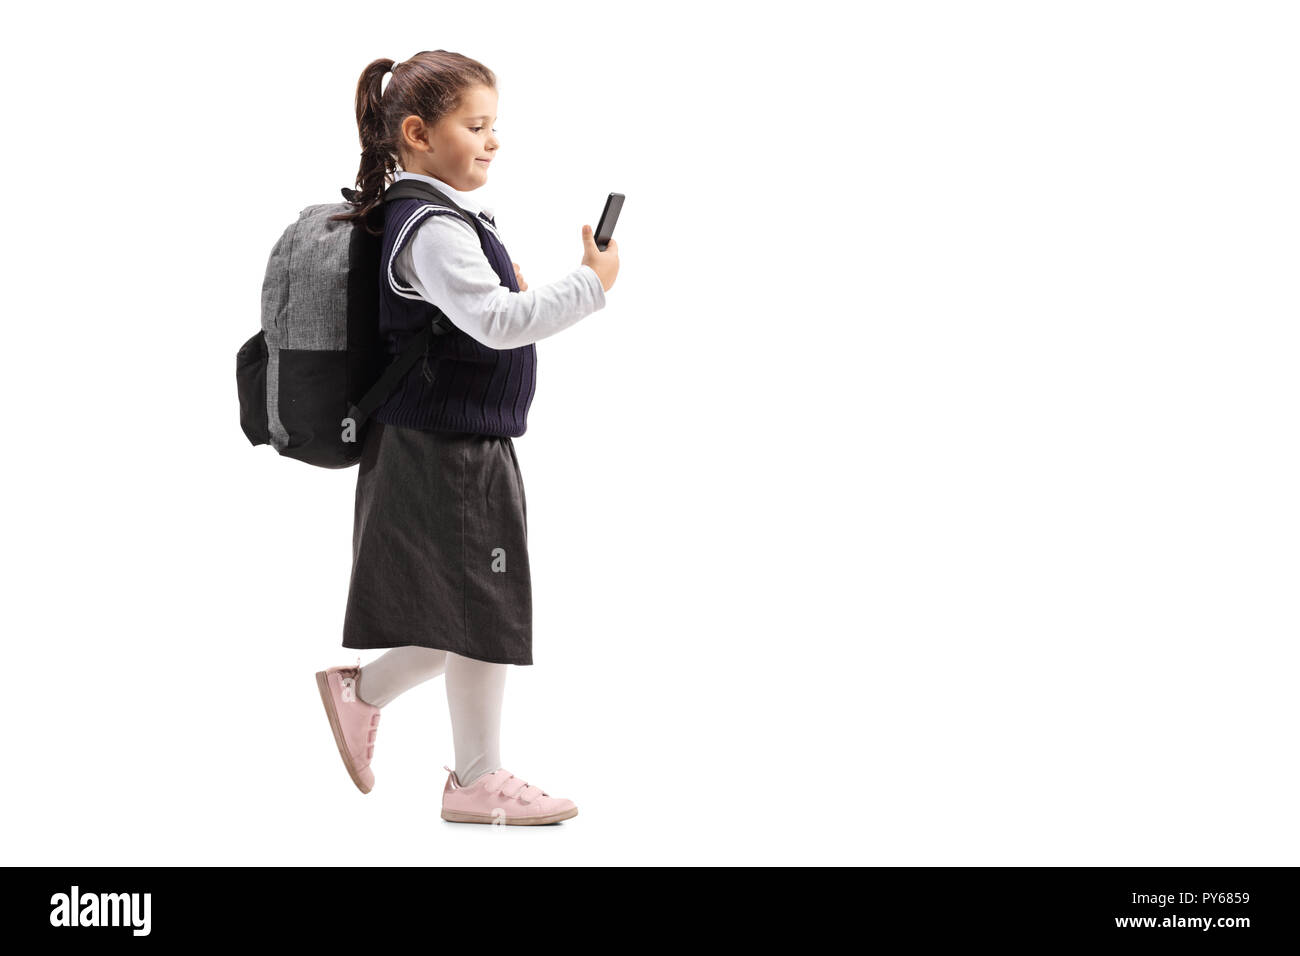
left=581, top=224, right=619, bottom=292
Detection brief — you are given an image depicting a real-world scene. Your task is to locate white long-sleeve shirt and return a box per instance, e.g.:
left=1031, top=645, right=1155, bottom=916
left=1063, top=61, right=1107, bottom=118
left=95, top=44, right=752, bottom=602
left=389, top=170, right=606, bottom=350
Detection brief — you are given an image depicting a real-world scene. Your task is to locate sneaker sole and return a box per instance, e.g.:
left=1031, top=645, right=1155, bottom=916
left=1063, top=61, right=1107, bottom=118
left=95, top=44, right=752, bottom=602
left=315, top=670, right=373, bottom=795
left=441, top=806, right=579, bottom=826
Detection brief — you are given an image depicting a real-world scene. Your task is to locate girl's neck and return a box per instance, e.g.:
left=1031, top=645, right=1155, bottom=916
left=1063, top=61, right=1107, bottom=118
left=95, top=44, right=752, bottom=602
left=401, top=167, right=475, bottom=194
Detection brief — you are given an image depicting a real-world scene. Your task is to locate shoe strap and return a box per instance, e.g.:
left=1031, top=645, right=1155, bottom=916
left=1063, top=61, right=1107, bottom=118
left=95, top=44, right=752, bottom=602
left=489, top=773, right=544, bottom=804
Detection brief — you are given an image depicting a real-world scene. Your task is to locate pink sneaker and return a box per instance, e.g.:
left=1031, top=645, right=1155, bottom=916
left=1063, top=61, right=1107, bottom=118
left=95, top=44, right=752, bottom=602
left=315, top=657, right=381, bottom=794
left=441, top=766, right=578, bottom=825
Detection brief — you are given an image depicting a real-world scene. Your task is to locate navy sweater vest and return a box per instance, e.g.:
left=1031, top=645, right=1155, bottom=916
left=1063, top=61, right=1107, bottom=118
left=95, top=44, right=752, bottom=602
left=372, top=197, right=537, bottom=437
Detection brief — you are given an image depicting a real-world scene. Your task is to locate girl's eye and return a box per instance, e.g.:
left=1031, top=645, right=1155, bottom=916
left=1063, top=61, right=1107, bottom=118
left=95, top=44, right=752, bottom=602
left=470, top=127, right=498, bottom=133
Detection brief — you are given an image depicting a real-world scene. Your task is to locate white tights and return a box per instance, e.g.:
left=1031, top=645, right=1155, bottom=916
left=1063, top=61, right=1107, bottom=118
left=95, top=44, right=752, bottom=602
left=354, top=647, right=505, bottom=788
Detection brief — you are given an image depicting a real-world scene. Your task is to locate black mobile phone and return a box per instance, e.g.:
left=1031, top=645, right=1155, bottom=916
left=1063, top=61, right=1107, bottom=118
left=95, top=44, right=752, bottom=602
left=594, top=192, right=624, bottom=251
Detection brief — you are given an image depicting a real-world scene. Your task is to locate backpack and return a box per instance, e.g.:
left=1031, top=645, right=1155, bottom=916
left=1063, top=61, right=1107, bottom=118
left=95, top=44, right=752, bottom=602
left=235, top=179, right=480, bottom=469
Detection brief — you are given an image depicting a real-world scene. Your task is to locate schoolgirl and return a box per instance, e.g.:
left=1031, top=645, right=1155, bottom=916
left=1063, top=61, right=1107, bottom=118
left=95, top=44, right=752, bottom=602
left=312, top=50, right=619, bottom=825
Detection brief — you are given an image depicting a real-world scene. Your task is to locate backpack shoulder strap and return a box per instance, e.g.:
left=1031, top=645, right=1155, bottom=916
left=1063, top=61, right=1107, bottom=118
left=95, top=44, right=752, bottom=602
left=340, top=180, right=480, bottom=230
left=347, top=321, right=438, bottom=427
left=344, top=180, right=482, bottom=230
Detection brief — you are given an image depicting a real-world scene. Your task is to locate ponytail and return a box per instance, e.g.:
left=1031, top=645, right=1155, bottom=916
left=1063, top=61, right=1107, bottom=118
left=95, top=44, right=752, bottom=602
left=330, top=58, right=398, bottom=237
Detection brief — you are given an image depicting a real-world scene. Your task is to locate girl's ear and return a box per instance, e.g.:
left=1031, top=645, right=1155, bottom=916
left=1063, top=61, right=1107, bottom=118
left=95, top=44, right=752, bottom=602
left=400, top=113, right=432, bottom=155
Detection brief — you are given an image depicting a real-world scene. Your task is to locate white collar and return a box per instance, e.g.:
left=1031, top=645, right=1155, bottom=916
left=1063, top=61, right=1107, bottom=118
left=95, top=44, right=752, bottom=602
left=393, top=170, right=494, bottom=221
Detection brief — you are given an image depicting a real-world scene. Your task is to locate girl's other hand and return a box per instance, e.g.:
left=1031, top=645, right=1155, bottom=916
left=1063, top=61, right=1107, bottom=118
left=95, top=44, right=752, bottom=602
left=580, top=224, right=619, bottom=292
left=512, top=261, right=528, bottom=291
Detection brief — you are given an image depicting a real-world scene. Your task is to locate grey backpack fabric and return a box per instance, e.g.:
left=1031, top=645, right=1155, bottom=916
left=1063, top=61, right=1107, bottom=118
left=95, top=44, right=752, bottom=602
left=236, top=183, right=475, bottom=469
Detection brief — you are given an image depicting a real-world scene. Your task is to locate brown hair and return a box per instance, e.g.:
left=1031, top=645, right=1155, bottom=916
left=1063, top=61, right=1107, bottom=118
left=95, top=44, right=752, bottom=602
left=330, top=50, right=497, bottom=236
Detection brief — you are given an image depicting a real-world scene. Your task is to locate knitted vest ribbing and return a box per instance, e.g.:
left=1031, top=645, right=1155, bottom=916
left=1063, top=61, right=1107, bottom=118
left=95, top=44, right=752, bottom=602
left=371, top=197, right=537, bottom=437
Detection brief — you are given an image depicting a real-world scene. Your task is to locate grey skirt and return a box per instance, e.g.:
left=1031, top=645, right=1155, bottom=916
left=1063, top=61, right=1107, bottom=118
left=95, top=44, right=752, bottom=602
left=341, top=420, right=533, bottom=665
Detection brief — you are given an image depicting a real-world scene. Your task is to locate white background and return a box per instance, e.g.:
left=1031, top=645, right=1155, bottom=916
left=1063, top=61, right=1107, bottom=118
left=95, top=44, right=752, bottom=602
left=3, top=0, right=1297, bottom=865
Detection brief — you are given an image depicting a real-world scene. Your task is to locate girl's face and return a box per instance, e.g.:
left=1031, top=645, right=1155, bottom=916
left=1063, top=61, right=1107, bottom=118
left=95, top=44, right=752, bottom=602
left=400, top=84, right=500, bottom=192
